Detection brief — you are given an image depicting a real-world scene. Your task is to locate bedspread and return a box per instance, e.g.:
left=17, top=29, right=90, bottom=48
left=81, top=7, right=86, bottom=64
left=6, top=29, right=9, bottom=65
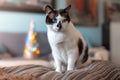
left=0, top=61, right=120, bottom=80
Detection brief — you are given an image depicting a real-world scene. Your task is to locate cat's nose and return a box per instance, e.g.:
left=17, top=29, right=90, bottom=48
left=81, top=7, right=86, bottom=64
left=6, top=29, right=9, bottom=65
left=57, top=21, right=62, bottom=28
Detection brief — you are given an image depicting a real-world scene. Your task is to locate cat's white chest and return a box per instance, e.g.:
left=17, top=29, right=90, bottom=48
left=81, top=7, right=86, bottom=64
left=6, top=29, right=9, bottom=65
left=48, top=31, right=67, bottom=44
left=48, top=30, right=72, bottom=63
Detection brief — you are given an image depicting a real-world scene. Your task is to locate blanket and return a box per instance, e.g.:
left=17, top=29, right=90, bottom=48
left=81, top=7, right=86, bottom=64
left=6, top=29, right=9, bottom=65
left=0, top=67, right=36, bottom=80
left=0, top=61, right=120, bottom=80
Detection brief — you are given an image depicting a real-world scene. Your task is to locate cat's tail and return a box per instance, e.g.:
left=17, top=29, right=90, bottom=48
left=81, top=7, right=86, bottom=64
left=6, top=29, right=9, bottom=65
left=81, top=46, right=88, bottom=63
left=76, top=45, right=89, bottom=68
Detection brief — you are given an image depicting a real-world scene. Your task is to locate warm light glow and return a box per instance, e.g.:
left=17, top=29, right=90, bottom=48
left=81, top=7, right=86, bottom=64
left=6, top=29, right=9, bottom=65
left=24, top=19, right=40, bottom=59
left=33, top=32, right=37, bottom=36
left=31, top=35, right=35, bottom=40
left=33, top=39, right=37, bottom=44
left=24, top=49, right=28, bottom=53
left=35, top=50, right=40, bottom=55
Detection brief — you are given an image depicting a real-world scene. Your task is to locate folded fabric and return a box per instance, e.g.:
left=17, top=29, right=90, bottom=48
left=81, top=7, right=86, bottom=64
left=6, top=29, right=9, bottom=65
left=1, top=61, right=120, bottom=80
left=0, top=67, right=36, bottom=80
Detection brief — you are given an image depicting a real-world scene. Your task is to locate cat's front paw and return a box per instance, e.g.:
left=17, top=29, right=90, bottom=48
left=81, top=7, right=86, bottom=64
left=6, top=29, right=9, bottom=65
left=55, top=69, right=62, bottom=73
left=67, top=67, right=74, bottom=71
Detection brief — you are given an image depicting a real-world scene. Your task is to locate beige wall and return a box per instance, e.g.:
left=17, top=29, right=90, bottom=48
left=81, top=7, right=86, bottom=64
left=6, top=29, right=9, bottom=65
left=110, top=22, right=120, bottom=65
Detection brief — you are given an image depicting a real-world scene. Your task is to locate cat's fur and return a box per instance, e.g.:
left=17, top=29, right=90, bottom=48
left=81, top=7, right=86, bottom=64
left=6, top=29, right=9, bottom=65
left=45, top=5, right=88, bottom=72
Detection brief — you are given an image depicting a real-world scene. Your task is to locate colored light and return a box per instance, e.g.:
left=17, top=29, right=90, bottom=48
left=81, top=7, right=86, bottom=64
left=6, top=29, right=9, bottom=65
left=30, top=23, right=35, bottom=28
left=35, top=50, right=40, bottom=55
left=33, top=39, right=37, bottom=43
left=24, top=49, right=29, bottom=53
left=34, top=32, right=37, bottom=36
left=24, top=19, right=41, bottom=59
left=32, top=35, right=35, bottom=39
left=32, top=46, right=37, bottom=51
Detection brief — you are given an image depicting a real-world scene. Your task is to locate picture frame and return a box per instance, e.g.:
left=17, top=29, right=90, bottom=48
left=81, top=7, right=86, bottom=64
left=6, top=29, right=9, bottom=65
left=67, top=0, right=98, bottom=26
left=0, top=0, right=55, bottom=13
left=104, top=1, right=120, bottom=22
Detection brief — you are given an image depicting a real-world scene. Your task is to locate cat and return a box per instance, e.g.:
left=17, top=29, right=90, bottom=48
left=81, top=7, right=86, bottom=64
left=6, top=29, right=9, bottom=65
left=45, top=5, right=88, bottom=73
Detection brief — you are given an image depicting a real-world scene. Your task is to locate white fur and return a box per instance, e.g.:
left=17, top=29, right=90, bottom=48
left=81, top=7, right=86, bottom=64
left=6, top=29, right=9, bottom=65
left=46, top=16, right=87, bottom=73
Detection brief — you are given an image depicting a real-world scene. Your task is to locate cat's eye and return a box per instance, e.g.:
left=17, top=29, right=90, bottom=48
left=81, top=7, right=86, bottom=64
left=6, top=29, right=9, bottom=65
left=62, top=19, right=67, bottom=22
left=55, top=14, right=58, bottom=17
left=52, top=18, right=57, bottom=23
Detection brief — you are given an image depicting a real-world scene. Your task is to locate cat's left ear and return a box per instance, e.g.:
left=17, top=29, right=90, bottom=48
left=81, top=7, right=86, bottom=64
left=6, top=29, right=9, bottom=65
left=64, top=5, right=71, bottom=12
left=45, top=5, right=54, bottom=14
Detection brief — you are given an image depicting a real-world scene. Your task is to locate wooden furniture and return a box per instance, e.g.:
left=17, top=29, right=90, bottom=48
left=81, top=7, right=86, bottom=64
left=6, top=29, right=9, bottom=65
left=0, top=0, right=55, bottom=13
left=0, top=2, right=43, bottom=13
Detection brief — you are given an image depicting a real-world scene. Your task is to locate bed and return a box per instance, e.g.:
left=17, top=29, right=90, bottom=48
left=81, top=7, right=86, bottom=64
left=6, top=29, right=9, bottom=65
left=0, top=61, right=119, bottom=80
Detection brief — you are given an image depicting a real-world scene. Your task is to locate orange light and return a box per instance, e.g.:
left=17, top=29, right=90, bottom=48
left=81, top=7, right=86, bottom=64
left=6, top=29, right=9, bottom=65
left=35, top=50, right=40, bottom=55
left=33, top=39, right=37, bottom=43
left=34, top=32, right=37, bottom=36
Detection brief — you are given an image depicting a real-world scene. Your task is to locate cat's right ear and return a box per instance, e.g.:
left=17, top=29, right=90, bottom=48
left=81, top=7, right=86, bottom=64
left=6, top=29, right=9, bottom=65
left=45, top=5, right=54, bottom=14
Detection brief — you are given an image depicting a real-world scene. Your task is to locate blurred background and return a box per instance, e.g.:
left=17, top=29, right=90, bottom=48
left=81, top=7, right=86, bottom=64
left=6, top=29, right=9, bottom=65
left=0, top=0, right=119, bottom=65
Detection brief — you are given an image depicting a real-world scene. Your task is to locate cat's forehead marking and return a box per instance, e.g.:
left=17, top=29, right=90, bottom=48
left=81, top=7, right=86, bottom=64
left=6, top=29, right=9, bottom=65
left=56, top=14, right=65, bottom=20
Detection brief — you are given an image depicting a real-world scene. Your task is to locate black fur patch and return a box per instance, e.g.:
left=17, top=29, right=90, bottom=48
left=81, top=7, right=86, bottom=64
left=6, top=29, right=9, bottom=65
left=59, top=9, right=70, bottom=22
left=78, top=39, right=88, bottom=63
left=78, top=39, right=83, bottom=55
left=57, top=21, right=62, bottom=30
left=46, top=16, right=54, bottom=24
left=46, top=9, right=70, bottom=25
left=46, top=12, right=57, bottom=24
left=81, top=46, right=88, bottom=63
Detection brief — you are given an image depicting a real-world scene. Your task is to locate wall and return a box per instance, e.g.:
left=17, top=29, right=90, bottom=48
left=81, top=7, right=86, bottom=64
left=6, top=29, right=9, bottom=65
left=0, top=12, right=46, bottom=32
left=0, top=0, right=104, bottom=47
left=110, top=22, right=120, bottom=65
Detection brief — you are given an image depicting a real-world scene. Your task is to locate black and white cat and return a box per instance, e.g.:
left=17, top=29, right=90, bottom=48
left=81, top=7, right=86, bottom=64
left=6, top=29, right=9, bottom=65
left=45, top=5, right=88, bottom=73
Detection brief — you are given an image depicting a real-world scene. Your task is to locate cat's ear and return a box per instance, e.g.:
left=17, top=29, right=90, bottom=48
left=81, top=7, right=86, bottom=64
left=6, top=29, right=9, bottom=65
left=45, top=5, right=54, bottom=14
left=64, top=5, right=71, bottom=12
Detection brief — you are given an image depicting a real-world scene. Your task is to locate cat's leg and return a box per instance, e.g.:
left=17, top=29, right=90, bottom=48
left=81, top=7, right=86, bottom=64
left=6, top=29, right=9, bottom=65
left=67, top=48, right=78, bottom=71
left=54, top=59, right=62, bottom=72
left=61, top=63, right=67, bottom=73
left=54, top=59, right=67, bottom=73
left=52, top=50, right=62, bottom=72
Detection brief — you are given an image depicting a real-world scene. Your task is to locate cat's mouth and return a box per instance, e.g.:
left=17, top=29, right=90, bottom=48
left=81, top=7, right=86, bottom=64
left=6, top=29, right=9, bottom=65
left=53, top=27, right=61, bottom=31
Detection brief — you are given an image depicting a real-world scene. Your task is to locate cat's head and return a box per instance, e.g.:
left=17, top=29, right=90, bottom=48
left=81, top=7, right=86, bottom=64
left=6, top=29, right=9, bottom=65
left=45, top=5, right=71, bottom=32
